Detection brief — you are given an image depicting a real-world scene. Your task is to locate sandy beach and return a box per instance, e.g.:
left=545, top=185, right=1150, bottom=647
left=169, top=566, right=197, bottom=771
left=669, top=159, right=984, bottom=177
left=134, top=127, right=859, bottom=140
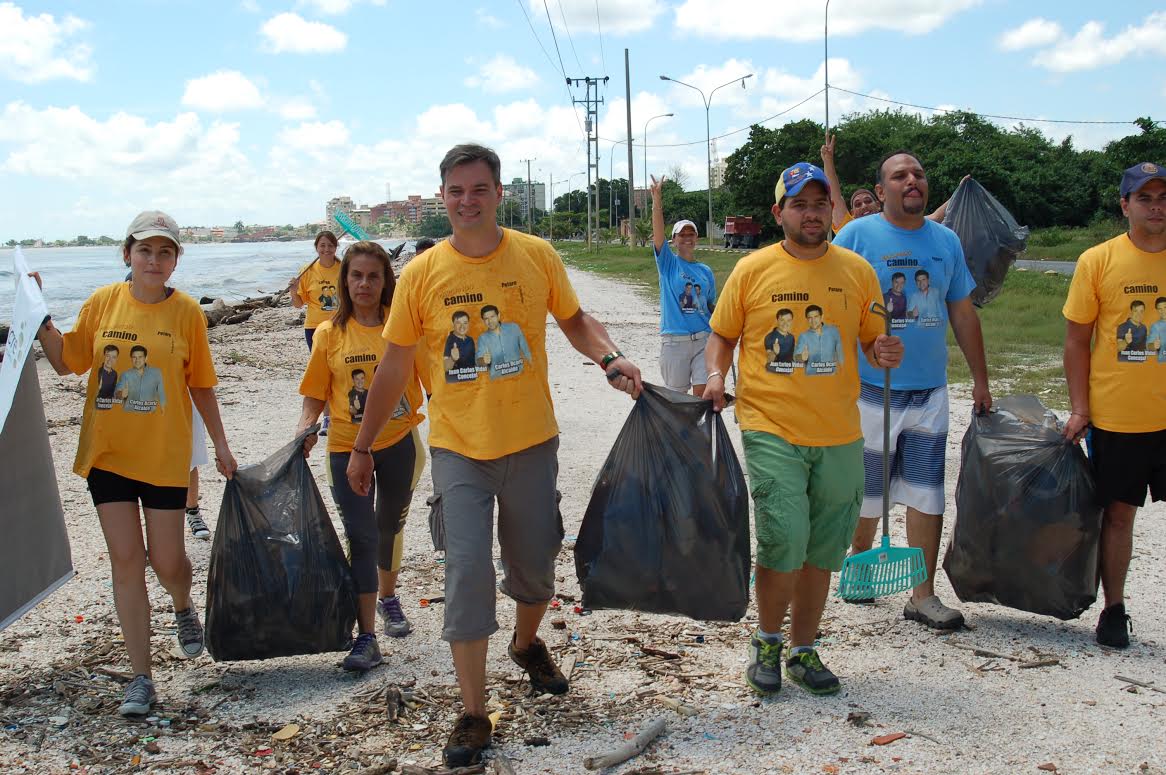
left=2, top=266, right=1164, bottom=775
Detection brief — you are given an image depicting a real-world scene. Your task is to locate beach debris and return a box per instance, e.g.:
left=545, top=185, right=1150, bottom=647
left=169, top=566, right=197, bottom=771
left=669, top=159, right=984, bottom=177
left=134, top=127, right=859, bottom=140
left=870, top=732, right=907, bottom=746
left=846, top=711, right=872, bottom=727
left=272, top=722, right=300, bottom=741
left=1115, top=675, right=1166, bottom=694
left=1037, top=763, right=1058, bottom=773
left=583, top=717, right=667, bottom=770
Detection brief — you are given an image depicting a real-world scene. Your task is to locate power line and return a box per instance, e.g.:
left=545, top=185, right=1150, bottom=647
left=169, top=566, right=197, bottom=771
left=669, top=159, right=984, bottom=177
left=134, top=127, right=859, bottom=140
left=601, top=89, right=826, bottom=149
left=556, top=0, right=585, bottom=73
left=541, top=0, right=569, bottom=78
left=594, top=0, right=607, bottom=77
left=513, top=0, right=560, bottom=78
left=831, top=86, right=1139, bottom=126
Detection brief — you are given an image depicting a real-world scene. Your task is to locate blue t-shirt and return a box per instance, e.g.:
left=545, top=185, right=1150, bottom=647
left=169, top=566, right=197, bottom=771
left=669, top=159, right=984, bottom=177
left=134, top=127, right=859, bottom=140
left=1149, top=320, right=1166, bottom=362
left=654, top=242, right=716, bottom=335
left=834, top=215, right=975, bottom=390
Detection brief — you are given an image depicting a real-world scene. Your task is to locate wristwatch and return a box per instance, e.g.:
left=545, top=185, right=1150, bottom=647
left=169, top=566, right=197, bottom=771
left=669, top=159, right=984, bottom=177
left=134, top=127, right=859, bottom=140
left=600, top=351, right=624, bottom=369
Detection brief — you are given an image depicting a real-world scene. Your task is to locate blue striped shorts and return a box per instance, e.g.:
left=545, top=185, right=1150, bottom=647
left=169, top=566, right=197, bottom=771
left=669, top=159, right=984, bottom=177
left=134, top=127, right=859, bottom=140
left=859, top=383, right=948, bottom=517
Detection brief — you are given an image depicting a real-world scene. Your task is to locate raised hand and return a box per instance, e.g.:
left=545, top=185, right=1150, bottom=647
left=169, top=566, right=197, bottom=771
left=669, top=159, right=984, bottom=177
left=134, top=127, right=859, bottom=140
left=649, top=175, right=665, bottom=200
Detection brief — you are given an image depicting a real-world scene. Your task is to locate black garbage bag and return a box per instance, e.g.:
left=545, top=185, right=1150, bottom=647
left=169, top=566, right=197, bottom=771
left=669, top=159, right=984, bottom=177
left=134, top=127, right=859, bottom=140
left=943, top=178, right=1029, bottom=307
left=205, top=429, right=357, bottom=661
left=943, top=395, right=1101, bottom=620
left=573, top=384, right=750, bottom=621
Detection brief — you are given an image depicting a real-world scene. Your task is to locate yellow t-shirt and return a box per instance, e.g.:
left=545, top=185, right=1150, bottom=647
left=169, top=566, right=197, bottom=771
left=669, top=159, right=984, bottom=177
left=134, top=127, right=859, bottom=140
left=1062, top=233, right=1166, bottom=433
left=384, top=228, right=581, bottom=460
left=833, top=210, right=854, bottom=233
left=296, top=259, right=342, bottom=329
left=61, top=283, right=218, bottom=487
left=710, top=242, right=885, bottom=446
left=298, top=315, right=425, bottom=453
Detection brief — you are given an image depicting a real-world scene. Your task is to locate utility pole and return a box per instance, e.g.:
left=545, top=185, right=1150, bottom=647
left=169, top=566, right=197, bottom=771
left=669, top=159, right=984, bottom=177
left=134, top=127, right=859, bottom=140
left=624, top=49, right=635, bottom=236
left=569, top=75, right=608, bottom=251
left=521, top=158, right=536, bottom=234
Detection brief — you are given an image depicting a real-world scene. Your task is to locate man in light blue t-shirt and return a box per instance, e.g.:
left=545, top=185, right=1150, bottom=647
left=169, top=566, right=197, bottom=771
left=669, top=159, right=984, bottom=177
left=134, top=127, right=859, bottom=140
left=1150, top=297, right=1166, bottom=362
left=649, top=175, right=717, bottom=394
left=833, top=150, right=991, bottom=631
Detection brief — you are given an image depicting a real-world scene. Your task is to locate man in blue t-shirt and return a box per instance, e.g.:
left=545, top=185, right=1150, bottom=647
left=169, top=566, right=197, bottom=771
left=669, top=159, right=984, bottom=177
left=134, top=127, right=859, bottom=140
left=794, top=305, right=843, bottom=375
left=834, top=151, right=991, bottom=631
left=649, top=175, right=717, bottom=394
left=1149, top=297, right=1166, bottom=362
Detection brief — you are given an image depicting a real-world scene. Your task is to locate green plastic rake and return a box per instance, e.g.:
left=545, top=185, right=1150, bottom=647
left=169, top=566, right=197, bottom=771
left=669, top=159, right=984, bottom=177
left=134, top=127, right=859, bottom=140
left=836, top=302, right=927, bottom=600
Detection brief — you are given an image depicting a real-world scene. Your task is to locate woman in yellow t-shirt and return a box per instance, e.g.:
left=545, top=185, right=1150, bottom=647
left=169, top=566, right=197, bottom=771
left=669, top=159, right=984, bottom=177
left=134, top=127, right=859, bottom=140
left=296, top=241, right=426, bottom=672
left=34, top=210, right=238, bottom=718
left=288, top=230, right=342, bottom=350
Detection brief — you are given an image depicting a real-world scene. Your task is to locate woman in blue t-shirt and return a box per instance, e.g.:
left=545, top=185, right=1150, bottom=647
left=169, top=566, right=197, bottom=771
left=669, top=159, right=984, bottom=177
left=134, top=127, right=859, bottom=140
left=649, top=174, right=717, bottom=395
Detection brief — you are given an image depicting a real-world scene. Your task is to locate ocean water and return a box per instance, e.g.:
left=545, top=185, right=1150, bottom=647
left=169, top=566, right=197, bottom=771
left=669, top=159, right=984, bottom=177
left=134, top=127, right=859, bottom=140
left=1, top=239, right=408, bottom=328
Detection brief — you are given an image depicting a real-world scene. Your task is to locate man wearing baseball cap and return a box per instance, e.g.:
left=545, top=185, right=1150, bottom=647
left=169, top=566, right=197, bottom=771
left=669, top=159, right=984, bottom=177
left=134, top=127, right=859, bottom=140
left=648, top=174, right=717, bottom=395
left=833, top=150, right=990, bottom=630
left=704, top=161, right=902, bottom=696
left=1063, top=161, right=1166, bottom=649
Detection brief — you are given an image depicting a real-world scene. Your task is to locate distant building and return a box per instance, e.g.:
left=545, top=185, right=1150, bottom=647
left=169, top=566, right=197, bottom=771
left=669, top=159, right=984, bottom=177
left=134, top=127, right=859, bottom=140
left=711, top=159, right=727, bottom=189
left=421, top=196, right=446, bottom=219
left=501, top=181, right=546, bottom=219
left=325, top=196, right=356, bottom=228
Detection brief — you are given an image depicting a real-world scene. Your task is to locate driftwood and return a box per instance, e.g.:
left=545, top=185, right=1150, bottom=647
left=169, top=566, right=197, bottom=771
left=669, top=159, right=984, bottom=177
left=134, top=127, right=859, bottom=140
left=1115, top=675, right=1166, bottom=694
left=492, top=752, right=518, bottom=775
left=201, top=292, right=284, bottom=328
left=583, top=717, right=667, bottom=770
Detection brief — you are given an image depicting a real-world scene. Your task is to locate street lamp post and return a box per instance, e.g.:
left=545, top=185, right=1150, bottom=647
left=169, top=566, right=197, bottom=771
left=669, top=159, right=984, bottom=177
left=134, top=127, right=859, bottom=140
left=566, top=171, right=585, bottom=238
left=825, top=0, right=832, bottom=139
left=608, top=139, right=632, bottom=229
left=659, top=72, right=753, bottom=245
left=642, top=112, right=674, bottom=235
left=548, top=175, right=569, bottom=241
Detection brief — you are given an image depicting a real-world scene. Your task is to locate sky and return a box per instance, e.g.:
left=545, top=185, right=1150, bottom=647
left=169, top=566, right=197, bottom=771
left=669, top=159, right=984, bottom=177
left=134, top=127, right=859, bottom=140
left=0, top=0, right=1163, bottom=241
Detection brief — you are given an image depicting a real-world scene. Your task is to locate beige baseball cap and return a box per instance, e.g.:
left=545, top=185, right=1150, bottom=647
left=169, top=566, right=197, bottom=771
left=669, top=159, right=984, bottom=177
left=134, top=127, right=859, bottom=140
left=126, top=210, right=181, bottom=247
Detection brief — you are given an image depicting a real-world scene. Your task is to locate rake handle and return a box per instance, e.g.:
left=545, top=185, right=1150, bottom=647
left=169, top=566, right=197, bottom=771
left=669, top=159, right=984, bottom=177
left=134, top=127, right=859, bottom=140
left=870, top=302, right=892, bottom=544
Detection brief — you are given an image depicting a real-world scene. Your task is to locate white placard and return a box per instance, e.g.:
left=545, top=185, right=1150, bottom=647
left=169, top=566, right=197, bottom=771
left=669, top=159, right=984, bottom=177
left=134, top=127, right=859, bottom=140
left=0, top=247, right=50, bottom=434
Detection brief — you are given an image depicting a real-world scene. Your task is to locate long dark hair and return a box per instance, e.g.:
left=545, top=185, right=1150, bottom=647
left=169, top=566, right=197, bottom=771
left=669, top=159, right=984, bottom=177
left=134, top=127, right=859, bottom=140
left=315, top=230, right=339, bottom=250
left=332, top=241, right=395, bottom=330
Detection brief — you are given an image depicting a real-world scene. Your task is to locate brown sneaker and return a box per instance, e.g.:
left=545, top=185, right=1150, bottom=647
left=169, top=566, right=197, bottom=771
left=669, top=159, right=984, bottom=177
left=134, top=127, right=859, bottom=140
left=442, top=712, right=492, bottom=768
left=508, top=634, right=569, bottom=695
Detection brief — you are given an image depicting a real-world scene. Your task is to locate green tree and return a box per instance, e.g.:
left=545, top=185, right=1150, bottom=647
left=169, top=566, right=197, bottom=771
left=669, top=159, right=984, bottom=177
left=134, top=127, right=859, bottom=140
left=415, top=213, right=452, bottom=238
left=233, top=220, right=245, bottom=232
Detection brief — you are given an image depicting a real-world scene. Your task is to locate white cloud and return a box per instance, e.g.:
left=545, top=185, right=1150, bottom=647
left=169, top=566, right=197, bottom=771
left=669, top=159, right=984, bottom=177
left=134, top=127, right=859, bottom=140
left=181, top=70, right=265, bottom=112
left=997, top=18, right=1063, bottom=51
left=277, top=120, right=350, bottom=150
left=671, top=0, right=979, bottom=41
left=464, top=54, right=540, bottom=93
left=0, top=101, right=237, bottom=179
left=278, top=97, right=318, bottom=120
left=1033, top=12, right=1166, bottom=73
left=532, top=0, right=665, bottom=36
left=0, top=3, right=93, bottom=83
left=260, top=13, right=347, bottom=53
left=298, top=0, right=386, bottom=13
left=476, top=8, right=505, bottom=29
left=240, top=0, right=261, bottom=12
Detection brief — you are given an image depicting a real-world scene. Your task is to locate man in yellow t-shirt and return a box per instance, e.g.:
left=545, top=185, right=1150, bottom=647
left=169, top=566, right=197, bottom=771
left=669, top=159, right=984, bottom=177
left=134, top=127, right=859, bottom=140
left=705, top=162, right=903, bottom=698
left=346, top=143, right=642, bottom=769
left=1062, top=161, right=1166, bottom=650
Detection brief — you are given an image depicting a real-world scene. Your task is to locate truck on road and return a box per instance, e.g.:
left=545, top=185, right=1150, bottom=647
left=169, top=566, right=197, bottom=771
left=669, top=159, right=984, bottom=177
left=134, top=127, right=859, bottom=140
left=723, top=216, right=760, bottom=249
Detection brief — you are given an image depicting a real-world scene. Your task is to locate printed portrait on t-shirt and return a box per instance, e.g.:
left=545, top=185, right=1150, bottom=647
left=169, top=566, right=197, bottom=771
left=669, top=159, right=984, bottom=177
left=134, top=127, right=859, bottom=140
left=318, top=283, right=338, bottom=312
left=694, top=284, right=711, bottom=315
left=906, top=269, right=943, bottom=326
left=1148, top=297, right=1166, bottom=363
left=95, top=344, right=120, bottom=410
left=115, top=344, right=166, bottom=412
left=679, top=282, right=697, bottom=313
left=795, top=305, right=843, bottom=376
left=884, top=272, right=909, bottom=326
left=443, top=310, right=480, bottom=383
left=476, top=304, right=532, bottom=380
left=1118, top=299, right=1150, bottom=362
left=764, top=308, right=798, bottom=375
left=348, top=368, right=369, bottom=422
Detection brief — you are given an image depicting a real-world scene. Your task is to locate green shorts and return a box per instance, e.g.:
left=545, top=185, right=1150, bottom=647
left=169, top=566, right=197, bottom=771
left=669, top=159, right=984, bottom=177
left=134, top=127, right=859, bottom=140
left=742, top=431, right=864, bottom=573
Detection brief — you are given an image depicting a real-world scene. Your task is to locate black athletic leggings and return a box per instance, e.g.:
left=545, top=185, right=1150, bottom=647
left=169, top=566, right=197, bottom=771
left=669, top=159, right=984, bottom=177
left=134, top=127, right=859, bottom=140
left=328, top=433, right=416, bottom=594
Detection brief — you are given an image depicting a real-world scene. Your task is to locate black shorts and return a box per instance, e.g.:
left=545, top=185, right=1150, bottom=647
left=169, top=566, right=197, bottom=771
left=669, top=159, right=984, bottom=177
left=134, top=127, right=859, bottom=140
left=1087, top=427, right=1166, bottom=508
left=87, top=468, right=188, bottom=511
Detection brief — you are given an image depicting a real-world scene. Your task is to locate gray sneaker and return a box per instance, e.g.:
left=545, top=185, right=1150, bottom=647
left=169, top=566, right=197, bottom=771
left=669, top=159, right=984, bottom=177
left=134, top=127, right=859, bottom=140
left=904, top=595, right=964, bottom=630
left=118, top=674, right=156, bottom=717
left=745, top=630, right=783, bottom=695
left=377, top=595, right=412, bottom=637
left=342, top=633, right=383, bottom=672
left=185, top=508, right=211, bottom=540
left=174, top=607, right=205, bottom=658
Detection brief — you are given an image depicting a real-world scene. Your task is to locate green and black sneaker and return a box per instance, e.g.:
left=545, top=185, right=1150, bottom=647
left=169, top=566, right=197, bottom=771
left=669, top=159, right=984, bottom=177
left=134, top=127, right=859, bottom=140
left=745, top=630, right=783, bottom=695
left=785, top=647, right=840, bottom=695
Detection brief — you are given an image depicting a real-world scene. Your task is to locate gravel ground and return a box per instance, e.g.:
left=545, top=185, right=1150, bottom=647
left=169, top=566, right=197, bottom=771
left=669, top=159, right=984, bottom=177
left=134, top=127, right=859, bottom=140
left=1, top=266, right=1164, bottom=775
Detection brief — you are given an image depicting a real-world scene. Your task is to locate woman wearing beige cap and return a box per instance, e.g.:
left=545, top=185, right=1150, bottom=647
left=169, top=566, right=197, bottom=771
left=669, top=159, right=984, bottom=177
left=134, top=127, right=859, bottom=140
left=33, top=210, right=238, bottom=718
left=649, top=174, right=718, bottom=395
